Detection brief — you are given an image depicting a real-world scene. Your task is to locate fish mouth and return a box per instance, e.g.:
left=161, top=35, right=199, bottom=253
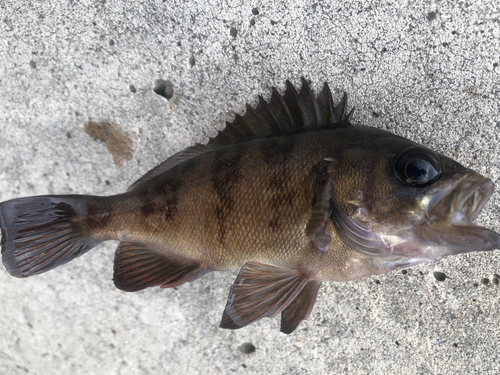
left=335, top=172, right=498, bottom=266
left=426, top=173, right=494, bottom=226
left=450, top=177, right=494, bottom=224
left=421, top=173, right=499, bottom=258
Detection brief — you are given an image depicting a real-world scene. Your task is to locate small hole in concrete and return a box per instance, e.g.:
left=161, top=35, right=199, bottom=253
left=153, top=79, right=174, bottom=100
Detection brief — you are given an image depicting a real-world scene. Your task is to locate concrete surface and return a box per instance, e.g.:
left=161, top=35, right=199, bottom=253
left=1, top=0, right=499, bottom=374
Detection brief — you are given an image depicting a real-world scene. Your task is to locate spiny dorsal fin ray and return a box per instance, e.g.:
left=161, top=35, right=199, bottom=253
left=269, top=87, right=295, bottom=131
left=283, top=80, right=307, bottom=128
left=256, top=96, right=281, bottom=133
left=242, top=104, right=269, bottom=135
left=128, top=79, right=354, bottom=191
left=335, top=92, right=348, bottom=123
left=299, top=77, right=322, bottom=126
left=317, top=82, right=336, bottom=124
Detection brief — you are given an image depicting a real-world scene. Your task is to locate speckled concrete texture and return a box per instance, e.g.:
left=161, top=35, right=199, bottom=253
left=1, top=1, right=499, bottom=374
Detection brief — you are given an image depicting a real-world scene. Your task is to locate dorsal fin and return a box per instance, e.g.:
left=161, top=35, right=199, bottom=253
left=128, top=144, right=211, bottom=191
left=129, top=79, right=354, bottom=191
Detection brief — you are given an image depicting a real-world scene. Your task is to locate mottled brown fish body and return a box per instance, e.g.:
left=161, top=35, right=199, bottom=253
left=94, top=126, right=388, bottom=281
left=2, top=79, right=499, bottom=333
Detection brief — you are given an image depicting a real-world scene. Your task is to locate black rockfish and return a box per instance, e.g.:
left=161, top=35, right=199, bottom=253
left=1, top=79, right=498, bottom=333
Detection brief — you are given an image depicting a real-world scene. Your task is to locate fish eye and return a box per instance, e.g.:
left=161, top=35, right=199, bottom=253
left=395, top=147, right=441, bottom=187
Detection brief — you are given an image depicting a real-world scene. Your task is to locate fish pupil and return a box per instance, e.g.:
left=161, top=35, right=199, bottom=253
left=406, top=160, right=430, bottom=181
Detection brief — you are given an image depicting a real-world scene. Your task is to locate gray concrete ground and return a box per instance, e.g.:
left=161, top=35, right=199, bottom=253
left=1, top=0, right=499, bottom=374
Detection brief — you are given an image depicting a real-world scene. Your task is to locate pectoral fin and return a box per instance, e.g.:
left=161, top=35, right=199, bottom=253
left=305, top=170, right=333, bottom=252
left=220, top=262, right=311, bottom=331
left=307, top=168, right=384, bottom=256
left=330, top=193, right=386, bottom=255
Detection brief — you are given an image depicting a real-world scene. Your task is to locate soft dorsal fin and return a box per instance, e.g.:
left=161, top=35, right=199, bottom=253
left=129, top=78, right=354, bottom=191
left=128, top=144, right=211, bottom=191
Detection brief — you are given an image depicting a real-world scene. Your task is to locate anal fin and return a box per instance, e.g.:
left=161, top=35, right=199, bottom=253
left=220, top=262, right=312, bottom=332
left=113, top=242, right=207, bottom=292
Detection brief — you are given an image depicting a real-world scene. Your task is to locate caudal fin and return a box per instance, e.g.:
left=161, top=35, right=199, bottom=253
left=0, top=195, right=104, bottom=278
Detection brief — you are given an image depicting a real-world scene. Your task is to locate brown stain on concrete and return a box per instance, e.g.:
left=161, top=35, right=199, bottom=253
left=84, top=120, right=134, bottom=167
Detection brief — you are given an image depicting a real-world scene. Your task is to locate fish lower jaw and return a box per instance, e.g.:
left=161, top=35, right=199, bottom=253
left=378, top=256, right=434, bottom=271
left=372, top=235, right=454, bottom=269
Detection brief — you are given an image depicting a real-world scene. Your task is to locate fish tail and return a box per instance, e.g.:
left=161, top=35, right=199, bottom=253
left=0, top=195, right=106, bottom=278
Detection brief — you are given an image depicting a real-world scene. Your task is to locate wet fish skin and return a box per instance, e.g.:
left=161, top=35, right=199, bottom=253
left=1, top=79, right=498, bottom=333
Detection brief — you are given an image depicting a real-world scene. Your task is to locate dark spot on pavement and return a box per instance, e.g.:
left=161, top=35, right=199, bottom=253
left=129, top=85, right=137, bottom=93
left=427, top=12, right=437, bottom=21
left=238, top=342, right=256, bottom=354
left=230, top=27, right=237, bottom=38
left=252, top=8, right=259, bottom=15
left=446, top=311, right=457, bottom=319
left=433, top=271, right=447, bottom=281
left=481, top=278, right=490, bottom=285
left=189, top=56, right=196, bottom=66
left=84, top=120, right=134, bottom=167
left=401, top=269, right=407, bottom=275
left=29, top=60, right=37, bottom=68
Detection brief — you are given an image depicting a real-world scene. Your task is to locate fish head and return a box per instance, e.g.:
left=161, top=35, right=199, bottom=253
left=333, top=131, right=499, bottom=269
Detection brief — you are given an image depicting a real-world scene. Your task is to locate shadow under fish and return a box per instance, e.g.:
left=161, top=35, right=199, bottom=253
left=1, top=78, right=499, bottom=334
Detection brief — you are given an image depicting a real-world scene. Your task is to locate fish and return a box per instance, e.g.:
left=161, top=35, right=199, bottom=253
left=1, top=78, right=499, bottom=334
